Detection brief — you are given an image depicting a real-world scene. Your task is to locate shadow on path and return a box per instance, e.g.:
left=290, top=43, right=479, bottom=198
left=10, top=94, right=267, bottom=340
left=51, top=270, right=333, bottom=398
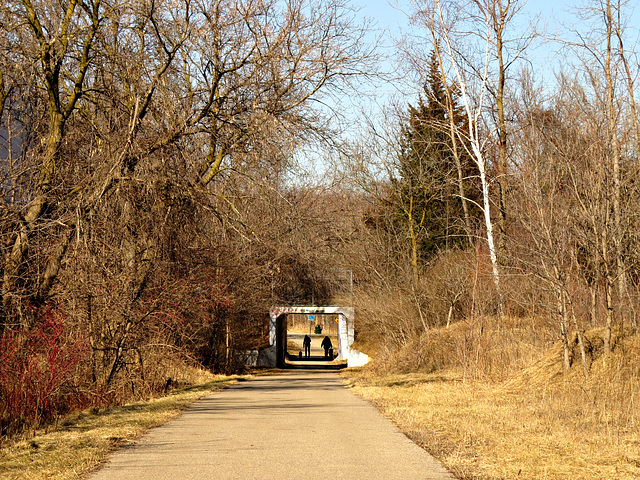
left=89, top=370, right=455, bottom=480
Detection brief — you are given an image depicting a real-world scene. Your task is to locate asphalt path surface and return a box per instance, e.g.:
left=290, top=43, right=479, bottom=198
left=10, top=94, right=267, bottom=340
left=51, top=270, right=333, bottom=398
left=89, top=371, right=455, bottom=480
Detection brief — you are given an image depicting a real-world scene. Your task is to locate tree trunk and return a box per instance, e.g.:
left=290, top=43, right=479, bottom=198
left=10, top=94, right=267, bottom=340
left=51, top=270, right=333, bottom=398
left=605, top=0, right=627, bottom=330
left=2, top=114, right=64, bottom=322
left=559, top=299, right=571, bottom=371
left=604, top=273, right=614, bottom=354
left=435, top=0, right=502, bottom=304
left=567, top=291, right=589, bottom=376
left=432, top=31, right=473, bottom=245
left=407, top=196, right=420, bottom=283
left=589, top=284, right=598, bottom=326
left=1, top=0, right=99, bottom=326
left=36, top=226, right=75, bottom=303
left=495, top=1, right=508, bottom=258
left=613, top=8, right=640, bottom=172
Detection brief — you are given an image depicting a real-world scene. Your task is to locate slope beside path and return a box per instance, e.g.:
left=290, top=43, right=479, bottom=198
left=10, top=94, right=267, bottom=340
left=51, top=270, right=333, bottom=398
left=89, top=370, right=455, bottom=480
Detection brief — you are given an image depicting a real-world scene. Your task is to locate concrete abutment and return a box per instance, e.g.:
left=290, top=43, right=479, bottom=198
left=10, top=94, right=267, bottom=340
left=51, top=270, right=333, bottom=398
left=266, top=305, right=369, bottom=368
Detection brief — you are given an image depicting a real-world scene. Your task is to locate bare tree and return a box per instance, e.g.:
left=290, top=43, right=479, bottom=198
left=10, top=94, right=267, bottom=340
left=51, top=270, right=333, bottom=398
left=561, top=0, right=639, bottom=352
left=406, top=0, right=502, bottom=301
left=0, top=0, right=374, bottom=327
left=0, top=0, right=377, bottom=424
left=476, top=0, right=533, bottom=257
left=511, top=88, right=590, bottom=373
left=0, top=0, right=102, bottom=324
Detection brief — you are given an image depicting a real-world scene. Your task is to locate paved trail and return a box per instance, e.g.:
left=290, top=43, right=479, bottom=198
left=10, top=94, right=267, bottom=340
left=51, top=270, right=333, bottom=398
left=90, top=371, right=455, bottom=480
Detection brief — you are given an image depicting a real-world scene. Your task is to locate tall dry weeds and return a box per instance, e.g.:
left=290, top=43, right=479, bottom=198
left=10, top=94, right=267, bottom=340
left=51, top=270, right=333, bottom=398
left=346, top=321, right=640, bottom=479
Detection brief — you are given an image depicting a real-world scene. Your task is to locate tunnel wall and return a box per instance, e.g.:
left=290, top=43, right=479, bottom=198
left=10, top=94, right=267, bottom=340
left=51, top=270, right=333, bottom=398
left=268, top=306, right=368, bottom=368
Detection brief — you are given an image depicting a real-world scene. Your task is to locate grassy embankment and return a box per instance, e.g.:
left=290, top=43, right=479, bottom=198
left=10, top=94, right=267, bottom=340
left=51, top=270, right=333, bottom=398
left=343, top=317, right=640, bottom=480
left=0, top=371, right=256, bottom=480
left=3, top=316, right=639, bottom=480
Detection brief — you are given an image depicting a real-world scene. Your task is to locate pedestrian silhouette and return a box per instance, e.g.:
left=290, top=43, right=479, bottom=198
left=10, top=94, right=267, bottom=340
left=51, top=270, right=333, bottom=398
left=321, top=336, right=333, bottom=358
left=303, top=334, right=311, bottom=358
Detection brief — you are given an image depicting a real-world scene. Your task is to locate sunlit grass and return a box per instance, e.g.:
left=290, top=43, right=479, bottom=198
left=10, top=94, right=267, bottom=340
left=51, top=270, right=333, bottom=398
left=343, top=354, right=640, bottom=480
left=0, top=374, right=255, bottom=480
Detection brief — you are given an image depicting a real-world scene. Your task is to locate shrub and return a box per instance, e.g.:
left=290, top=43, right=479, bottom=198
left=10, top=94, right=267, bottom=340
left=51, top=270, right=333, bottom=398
left=0, top=308, right=90, bottom=437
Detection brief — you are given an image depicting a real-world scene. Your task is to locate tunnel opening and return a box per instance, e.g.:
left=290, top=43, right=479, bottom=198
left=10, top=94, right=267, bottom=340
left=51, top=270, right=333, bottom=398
left=268, top=306, right=368, bottom=369
left=285, top=313, right=340, bottom=364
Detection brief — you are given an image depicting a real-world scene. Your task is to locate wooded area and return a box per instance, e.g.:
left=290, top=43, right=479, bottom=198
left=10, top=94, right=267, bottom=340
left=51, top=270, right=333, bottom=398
left=1, top=0, right=640, bottom=442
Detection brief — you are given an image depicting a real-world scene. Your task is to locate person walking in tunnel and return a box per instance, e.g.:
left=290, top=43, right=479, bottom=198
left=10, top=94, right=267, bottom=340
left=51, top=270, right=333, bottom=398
left=321, top=336, right=333, bottom=359
left=303, top=334, right=311, bottom=358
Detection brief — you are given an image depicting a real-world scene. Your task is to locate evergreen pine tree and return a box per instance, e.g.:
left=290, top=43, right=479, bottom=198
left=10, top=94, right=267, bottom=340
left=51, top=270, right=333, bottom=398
left=393, top=52, right=480, bottom=268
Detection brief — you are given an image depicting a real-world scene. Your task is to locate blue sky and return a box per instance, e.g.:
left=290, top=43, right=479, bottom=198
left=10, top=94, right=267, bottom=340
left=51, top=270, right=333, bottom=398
left=355, top=0, right=640, bottom=64
left=356, top=0, right=640, bottom=36
left=343, top=0, right=640, bottom=109
left=302, top=0, right=640, bottom=176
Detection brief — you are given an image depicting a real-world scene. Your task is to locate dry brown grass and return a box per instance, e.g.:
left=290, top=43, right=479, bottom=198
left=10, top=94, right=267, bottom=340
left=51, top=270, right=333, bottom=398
left=370, top=316, right=556, bottom=380
left=343, top=321, right=640, bottom=480
left=0, top=370, right=256, bottom=480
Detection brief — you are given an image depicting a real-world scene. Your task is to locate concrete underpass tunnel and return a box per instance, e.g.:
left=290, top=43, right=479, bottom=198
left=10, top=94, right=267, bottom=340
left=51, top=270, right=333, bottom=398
left=285, top=313, right=340, bottom=363
left=269, top=306, right=365, bottom=369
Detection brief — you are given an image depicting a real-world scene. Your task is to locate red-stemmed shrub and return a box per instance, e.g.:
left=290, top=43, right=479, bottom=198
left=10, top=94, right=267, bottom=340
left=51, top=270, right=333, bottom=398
left=0, top=307, right=90, bottom=437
